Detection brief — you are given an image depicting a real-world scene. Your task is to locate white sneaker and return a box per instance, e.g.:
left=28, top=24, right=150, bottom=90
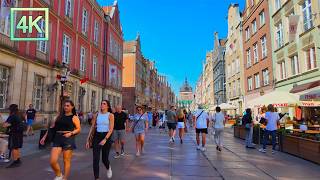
left=120, top=151, right=125, bottom=156
left=114, top=154, right=121, bottom=159
left=259, top=148, right=266, bottom=153
left=169, top=138, right=173, bottom=143
left=2, top=159, right=10, bottom=163
left=107, top=165, right=112, bottom=179
left=196, top=145, right=201, bottom=150
left=201, top=147, right=206, bottom=152
left=272, top=150, right=276, bottom=154
left=136, top=151, right=141, bottom=157
left=54, top=175, right=63, bottom=180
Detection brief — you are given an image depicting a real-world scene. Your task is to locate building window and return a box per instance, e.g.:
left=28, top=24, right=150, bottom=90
left=33, top=75, right=44, bottom=111
left=0, top=0, right=17, bottom=36
left=236, top=59, right=240, bottom=73
left=253, top=43, right=259, bottom=63
left=94, top=20, right=99, bottom=46
left=247, top=77, right=253, bottom=91
left=306, top=47, right=316, bottom=70
left=302, top=0, right=313, bottom=31
left=62, top=34, right=71, bottom=64
left=275, top=0, right=281, bottom=11
left=93, top=56, right=97, bottom=77
left=82, top=8, right=88, bottom=34
left=290, top=55, right=299, bottom=75
left=260, top=11, right=265, bottom=27
left=275, top=22, right=284, bottom=49
left=91, top=91, right=96, bottom=112
left=80, top=46, right=86, bottom=71
left=37, top=19, right=47, bottom=53
left=252, top=19, right=257, bottom=34
left=245, top=27, right=250, bottom=41
left=262, top=69, right=269, bottom=86
left=65, top=0, right=72, bottom=19
left=279, top=61, right=287, bottom=79
left=261, top=35, right=267, bottom=58
left=0, top=65, right=9, bottom=109
left=254, top=73, right=260, bottom=89
left=246, top=48, right=251, bottom=68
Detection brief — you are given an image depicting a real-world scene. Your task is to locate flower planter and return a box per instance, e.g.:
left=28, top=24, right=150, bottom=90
left=282, top=135, right=320, bottom=164
left=234, top=126, right=240, bottom=138
left=239, top=127, right=246, bottom=140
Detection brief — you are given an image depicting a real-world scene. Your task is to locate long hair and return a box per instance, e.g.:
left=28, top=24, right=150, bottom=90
left=267, top=104, right=274, bottom=112
left=101, top=100, right=112, bottom=113
left=177, top=108, right=184, bottom=119
left=62, top=100, right=77, bottom=116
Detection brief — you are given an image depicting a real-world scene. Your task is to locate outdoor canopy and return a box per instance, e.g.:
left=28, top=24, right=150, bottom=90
left=218, top=103, right=237, bottom=110
left=247, top=91, right=299, bottom=108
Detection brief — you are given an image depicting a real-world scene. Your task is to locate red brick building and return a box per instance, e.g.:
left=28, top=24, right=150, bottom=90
left=0, top=0, right=123, bottom=121
left=242, top=0, right=274, bottom=107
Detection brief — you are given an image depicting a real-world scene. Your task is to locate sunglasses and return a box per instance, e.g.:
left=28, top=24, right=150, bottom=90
left=101, top=102, right=107, bottom=105
left=137, top=109, right=142, bottom=111
left=64, top=105, right=71, bottom=107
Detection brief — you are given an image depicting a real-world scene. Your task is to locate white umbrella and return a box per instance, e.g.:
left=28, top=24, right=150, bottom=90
left=218, top=103, right=237, bottom=110
left=247, top=91, right=299, bottom=108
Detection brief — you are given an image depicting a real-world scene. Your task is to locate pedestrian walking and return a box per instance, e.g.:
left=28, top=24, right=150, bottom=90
left=40, top=100, right=81, bottom=180
left=25, top=104, right=36, bottom=136
left=85, top=100, right=114, bottom=180
left=131, top=106, right=148, bottom=156
left=193, top=104, right=209, bottom=151
left=152, top=109, right=159, bottom=127
left=87, top=111, right=93, bottom=125
left=259, top=104, right=280, bottom=154
left=166, top=106, right=177, bottom=143
left=212, top=106, right=226, bottom=152
left=113, top=105, right=129, bottom=159
left=177, top=109, right=186, bottom=144
left=2, top=104, right=24, bottom=168
left=243, top=108, right=255, bottom=148
left=147, top=109, right=153, bottom=128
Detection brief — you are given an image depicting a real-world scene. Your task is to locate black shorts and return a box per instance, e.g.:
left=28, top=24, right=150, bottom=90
left=196, top=128, right=208, bottom=134
left=167, top=122, right=177, bottom=130
left=8, top=133, right=23, bottom=149
left=52, top=134, right=76, bottom=150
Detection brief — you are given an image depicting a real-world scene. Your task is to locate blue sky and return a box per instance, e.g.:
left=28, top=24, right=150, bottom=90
left=97, top=0, right=244, bottom=95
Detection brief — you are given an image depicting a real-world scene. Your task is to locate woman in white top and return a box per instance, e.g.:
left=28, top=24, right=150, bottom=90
left=86, top=100, right=114, bottom=180
left=212, top=106, right=226, bottom=152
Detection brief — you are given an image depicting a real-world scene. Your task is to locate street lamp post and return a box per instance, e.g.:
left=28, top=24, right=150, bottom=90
left=59, top=63, right=70, bottom=111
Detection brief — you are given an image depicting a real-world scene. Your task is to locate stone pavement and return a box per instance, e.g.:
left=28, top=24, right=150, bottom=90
left=0, top=126, right=319, bottom=180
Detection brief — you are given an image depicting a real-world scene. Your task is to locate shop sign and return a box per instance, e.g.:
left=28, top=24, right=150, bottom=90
left=301, top=101, right=320, bottom=107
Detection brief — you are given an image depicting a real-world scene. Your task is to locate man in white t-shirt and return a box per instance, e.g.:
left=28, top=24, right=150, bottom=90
left=193, top=105, right=209, bottom=151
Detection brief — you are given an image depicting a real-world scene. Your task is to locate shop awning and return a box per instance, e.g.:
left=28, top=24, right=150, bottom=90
left=299, top=89, right=320, bottom=101
left=247, top=91, right=299, bottom=108
left=218, top=103, right=237, bottom=110
left=290, top=80, right=320, bottom=93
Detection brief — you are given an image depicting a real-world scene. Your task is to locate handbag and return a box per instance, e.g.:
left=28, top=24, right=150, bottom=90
left=87, top=114, right=98, bottom=148
left=131, top=114, right=144, bottom=133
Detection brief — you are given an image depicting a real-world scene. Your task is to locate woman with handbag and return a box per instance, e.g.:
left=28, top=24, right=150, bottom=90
left=40, top=100, right=81, bottom=180
left=131, top=106, right=148, bottom=157
left=85, top=100, right=114, bottom=180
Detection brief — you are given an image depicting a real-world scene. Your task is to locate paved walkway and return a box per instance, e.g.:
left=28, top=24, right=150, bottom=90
left=0, top=126, right=319, bottom=180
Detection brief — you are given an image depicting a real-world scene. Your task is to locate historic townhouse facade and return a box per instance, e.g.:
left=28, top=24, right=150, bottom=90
left=122, top=35, right=175, bottom=114
left=0, top=0, right=123, bottom=122
left=103, top=2, right=123, bottom=108
left=202, top=51, right=215, bottom=110
left=225, top=4, right=245, bottom=115
left=242, top=0, right=274, bottom=107
left=212, top=32, right=227, bottom=105
left=269, top=0, right=320, bottom=95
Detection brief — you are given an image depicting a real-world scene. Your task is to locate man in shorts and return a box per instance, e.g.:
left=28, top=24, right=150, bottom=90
left=113, top=105, right=129, bottom=158
left=193, top=104, right=209, bottom=151
left=166, top=106, right=177, bottom=143
left=25, top=104, right=36, bottom=136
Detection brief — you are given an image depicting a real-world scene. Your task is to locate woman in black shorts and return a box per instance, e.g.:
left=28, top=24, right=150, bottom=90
left=3, top=104, right=24, bottom=168
left=40, top=100, right=81, bottom=180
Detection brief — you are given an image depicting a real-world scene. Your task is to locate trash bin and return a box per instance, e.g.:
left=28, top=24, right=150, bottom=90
left=39, top=129, right=47, bottom=149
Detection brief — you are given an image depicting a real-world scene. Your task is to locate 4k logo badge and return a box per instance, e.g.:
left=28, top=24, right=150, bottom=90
left=10, top=8, right=49, bottom=41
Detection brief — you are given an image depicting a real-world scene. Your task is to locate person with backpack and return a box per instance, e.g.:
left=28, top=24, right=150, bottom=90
left=243, top=108, right=255, bottom=149
left=2, top=104, right=24, bottom=168
left=193, top=104, right=209, bottom=151
left=131, top=106, right=148, bottom=157
left=212, top=106, right=226, bottom=152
